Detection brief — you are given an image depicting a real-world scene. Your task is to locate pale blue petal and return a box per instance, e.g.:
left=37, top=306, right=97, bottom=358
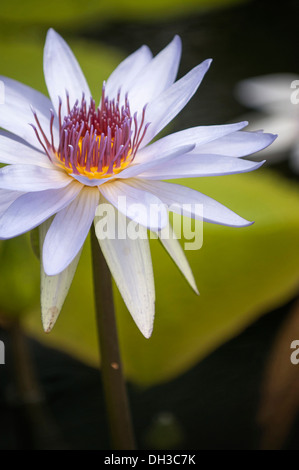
left=0, top=76, right=58, bottom=149
left=134, top=122, right=248, bottom=164
left=141, top=59, right=212, bottom=147
left=157, top=222, right=199, bottom=294
left=138, top=154, right=265, bottom=179
left=105, top=45, right=153, bottom=102
left=0, top=130, right=53, bottom=167
left=0, top=182, right=82, bottom=238
left=193, top=130, right=277, bottom=157
left=129, top=179, right=253, bottom=227
left=40, top=217, right=82, bottom=333
left=126, top=36, right=182, bottom=115
left=0, top=164, right=72, bottom=191
left=95, top=199, right=155, bottom=338
left=0, top=189, right=24, bottom=214
left=44, top=28, right=91, bottom=116
left=99, top=180, right=168, bottom=231
left=118, top=144, right=195, bottom=179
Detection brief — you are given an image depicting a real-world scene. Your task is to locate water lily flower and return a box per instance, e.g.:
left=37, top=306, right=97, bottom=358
left=236, top=74, right=299, bottom=172
left=0, top=29, right=276, bottom=337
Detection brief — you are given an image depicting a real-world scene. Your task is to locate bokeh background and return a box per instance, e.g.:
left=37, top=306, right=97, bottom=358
left=0, top=0, right=299, bottom=450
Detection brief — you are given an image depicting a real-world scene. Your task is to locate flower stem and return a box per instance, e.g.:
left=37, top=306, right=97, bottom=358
left=90, top=226, right=136, bottom=450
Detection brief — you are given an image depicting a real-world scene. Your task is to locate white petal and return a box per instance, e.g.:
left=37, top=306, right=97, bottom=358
left=126, top=36, right=182, bottom=115
left=99, top=180, right=168, bottom=231
left=0, top=164, right=72, bottom=191
left=95, top=201, right=155, bottom=338
left=193, top=130, right=277, bottom=157
left=0, top=189, right=24, bottom=214
left=0, top=182, right=82, bottom=238
left=134, top=122, right=248, bottom=164
left=70, top=173, right=110, bottom=186
left=40, top=218, right=82, bottom=333
left=0, top=76, right=58, bottom=149
left=236, top=74, right=299, bottom=110
left=43, top=28, right=91, bottom=116
left=157, top=222, right=199, bottom=294
left=138, top=153, right=265, bottom=179
left=129, top=179, right=252, bottom=227
left=141, top=59, right=212, bottom=147
left=105, top=45, right=153, bottom=101
left=43, top=187, right=99, bottom=275
left=0, top=130, right=53, bottom=168
left=238, top=114, right=298, bottom=158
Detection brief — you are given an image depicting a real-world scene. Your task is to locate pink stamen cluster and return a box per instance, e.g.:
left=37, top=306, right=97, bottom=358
left=31, top=86, right=150, bottom=177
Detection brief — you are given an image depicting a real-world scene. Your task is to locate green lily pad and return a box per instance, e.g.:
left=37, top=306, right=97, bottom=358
left=23, top=170, right=299, bottom=385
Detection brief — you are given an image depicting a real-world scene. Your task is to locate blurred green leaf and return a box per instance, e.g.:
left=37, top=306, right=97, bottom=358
left=0, top=0, right=246, bottom=28
left=23, top=171, right=299, bottom=385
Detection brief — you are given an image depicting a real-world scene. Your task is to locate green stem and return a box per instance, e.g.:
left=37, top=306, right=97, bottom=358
left=90, top=226, right=136, bottom=450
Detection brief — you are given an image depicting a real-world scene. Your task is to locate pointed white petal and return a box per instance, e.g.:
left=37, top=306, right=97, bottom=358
left=99, top=180, right=168, bottom=231
left=105, top=45, right=153, bottom=101
left=134, top=122, right=248, bottom=164
left=0, top=164, right=72, bottom=191
left=40, top=218, right=81, bottom=333
left=44, top=28, right=91, bottom=116
left=0, top=76, right=58, bottom=149
left=157, top=222, right=199, bottom=294
left=129, top=179, right=252, bottom=227
left=0, top=182, right=82, bottom=238
left=141, top=59, right=212, bottom=147
left=126, top=36, right=182, bottom=115
left=138, top=154, right=265, bottom=179
left=0, top=130, right=53, bottom=168
left=43, top=187, right=99, bottom=275
left=193, top=130, right=277, bottom=157
left=95, top=201, right=155, bottom=338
